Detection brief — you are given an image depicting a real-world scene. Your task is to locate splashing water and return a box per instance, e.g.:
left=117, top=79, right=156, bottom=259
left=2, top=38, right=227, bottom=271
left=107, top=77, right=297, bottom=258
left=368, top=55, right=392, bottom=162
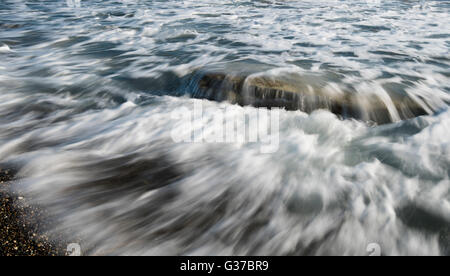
left=0, top=0, right=449, bottom=255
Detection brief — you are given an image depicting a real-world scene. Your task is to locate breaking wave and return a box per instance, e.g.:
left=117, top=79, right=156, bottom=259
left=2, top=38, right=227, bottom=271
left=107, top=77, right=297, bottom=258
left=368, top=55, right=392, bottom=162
left=0, top=0, right=449, bottom=255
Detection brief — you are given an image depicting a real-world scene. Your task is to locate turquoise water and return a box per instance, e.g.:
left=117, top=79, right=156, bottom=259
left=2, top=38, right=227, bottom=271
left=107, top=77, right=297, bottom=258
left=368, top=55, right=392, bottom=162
left=0, top=0, right=449, bottom=255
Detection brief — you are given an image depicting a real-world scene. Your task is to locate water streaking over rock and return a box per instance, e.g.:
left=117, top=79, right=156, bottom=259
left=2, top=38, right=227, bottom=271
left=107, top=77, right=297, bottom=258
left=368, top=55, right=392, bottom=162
left=184, top=63, right=449, bottom=124
left=0, top=0, right=449, bottom=255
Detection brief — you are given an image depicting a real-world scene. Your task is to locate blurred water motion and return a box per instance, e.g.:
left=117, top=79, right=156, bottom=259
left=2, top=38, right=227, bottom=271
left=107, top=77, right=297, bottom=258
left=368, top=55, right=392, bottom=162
left=0, top=0, right=449, bottom=255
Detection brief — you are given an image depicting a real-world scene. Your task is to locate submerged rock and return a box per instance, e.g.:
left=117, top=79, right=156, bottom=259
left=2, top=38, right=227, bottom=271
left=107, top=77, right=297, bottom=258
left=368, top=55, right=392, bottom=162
left=191, top=68, right=431, bottom=124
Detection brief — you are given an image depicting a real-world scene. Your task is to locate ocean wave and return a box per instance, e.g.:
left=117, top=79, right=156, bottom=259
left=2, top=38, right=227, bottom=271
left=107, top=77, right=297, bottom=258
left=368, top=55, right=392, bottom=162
left=0, top=0, right=449, bottom=255
left=0, top=97, right=446, bottom=255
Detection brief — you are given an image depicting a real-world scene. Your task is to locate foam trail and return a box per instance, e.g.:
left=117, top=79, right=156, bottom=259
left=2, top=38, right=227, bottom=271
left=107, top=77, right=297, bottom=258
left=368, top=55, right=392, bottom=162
left=0, top=96, right=446, bottom=255
left=0, top=44, right=12, bottom=53
left=0, top=0, right=449, bottom=256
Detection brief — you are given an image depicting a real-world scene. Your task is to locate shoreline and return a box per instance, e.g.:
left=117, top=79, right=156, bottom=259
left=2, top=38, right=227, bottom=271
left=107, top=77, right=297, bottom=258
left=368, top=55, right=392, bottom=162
left=0, top=169, right=67, bottom=256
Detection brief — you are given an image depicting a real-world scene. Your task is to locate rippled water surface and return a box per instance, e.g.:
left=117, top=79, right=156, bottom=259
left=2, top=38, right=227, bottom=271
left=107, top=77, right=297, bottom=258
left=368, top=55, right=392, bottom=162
left=0, top=0, right=449, bottom=255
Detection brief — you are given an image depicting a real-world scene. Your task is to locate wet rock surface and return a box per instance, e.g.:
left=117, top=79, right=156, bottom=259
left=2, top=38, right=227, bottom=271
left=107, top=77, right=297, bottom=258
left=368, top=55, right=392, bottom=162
left=193, top=70, right=429, bottom=125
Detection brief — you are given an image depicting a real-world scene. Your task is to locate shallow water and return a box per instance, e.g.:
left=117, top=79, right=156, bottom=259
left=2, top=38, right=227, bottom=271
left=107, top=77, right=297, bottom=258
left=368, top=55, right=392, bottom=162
left=0, top=0, right=449, bottom=255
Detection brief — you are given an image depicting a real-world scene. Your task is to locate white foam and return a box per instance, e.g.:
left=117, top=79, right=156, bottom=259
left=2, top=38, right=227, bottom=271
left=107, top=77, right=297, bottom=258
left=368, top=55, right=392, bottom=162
left=0, top=44, right=12, bottom=53
left=0, top=95, right=445, bottom=255
left=0, top=0, right=449, bottom=256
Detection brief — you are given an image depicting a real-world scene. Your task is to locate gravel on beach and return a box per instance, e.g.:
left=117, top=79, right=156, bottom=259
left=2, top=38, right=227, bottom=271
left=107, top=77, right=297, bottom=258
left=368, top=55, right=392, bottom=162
left=0, top=168, right=67, bottom=256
